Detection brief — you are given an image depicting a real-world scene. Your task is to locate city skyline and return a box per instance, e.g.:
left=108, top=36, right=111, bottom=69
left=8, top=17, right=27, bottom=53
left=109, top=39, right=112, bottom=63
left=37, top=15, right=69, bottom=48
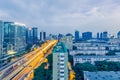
left=0, top=0, right=120, bottom=34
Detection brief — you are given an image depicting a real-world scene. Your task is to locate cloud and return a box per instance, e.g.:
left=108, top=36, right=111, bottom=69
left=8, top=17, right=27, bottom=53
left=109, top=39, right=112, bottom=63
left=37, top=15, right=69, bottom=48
left=0, top=0, right=120, bottom=35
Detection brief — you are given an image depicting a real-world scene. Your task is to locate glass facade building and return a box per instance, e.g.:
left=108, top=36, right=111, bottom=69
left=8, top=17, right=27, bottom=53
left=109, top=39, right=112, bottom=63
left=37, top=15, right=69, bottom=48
left=26, top=27, right=33, bottom=44
left=0, top=21, right=3, bottom=57
left=40, top=31, right=46, bottom=41
left=75, top=30, right=79, bottom=41
left=32, top=27, right=38, bottom=44
left=82, top=32, right=92, bottom=40
left=4, top=22, right=26, bottom=54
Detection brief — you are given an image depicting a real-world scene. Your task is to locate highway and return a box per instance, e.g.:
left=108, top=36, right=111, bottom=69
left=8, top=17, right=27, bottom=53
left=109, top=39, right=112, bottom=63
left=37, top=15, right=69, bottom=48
left=1, top=40, right=57, bottom=80
left=0, top=47, right=43, bottom=79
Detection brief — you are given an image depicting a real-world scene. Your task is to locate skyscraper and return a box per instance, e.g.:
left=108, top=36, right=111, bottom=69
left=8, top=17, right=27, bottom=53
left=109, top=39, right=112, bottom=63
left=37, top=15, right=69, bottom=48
left=32, top=27, right=38, bottom=44
left=100, top=32, right=103, bottom=39
left=97, top=32, right=100, bottom=39
left=40, top=32, right=42, bottom=41
left=102, top=31, right=108, bottom=39
left=43, top=32, right=46, bottom=41
left=53, top=42, right=68, bottom=80
left=26, top=27, right=33, bottom=44
left=75, top=30, right=79, bottom=41
left=82, top=32, right=92, bottom=40
left=4, top=22, right=26, bottom=54
left=0, top=20, right=3, bottom=57
left=40, top=31, right=46, bottom=41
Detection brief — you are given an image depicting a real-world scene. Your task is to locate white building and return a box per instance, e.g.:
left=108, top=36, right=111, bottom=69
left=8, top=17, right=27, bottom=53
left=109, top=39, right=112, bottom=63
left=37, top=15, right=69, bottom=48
left=72, top=39, right=120, bottom=55
left=73, top=55, right=120, bottom=65
left=84, top=71, right=120, bottom=80
left=53, top=42, right=68, bottom=80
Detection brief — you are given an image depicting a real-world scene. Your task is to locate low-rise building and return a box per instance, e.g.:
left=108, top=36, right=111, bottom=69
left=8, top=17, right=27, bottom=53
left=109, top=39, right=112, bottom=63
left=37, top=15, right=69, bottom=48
left=84, top=71, right=120, bottom=80
left=73, top=55, right=120, bottom=65
left=72, top=39, right=120, bottom=55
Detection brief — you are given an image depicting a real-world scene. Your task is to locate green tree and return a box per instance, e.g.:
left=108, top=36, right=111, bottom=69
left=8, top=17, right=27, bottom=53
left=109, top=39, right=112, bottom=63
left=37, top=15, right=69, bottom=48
left=73, top=62, right=97, bottom=80
left=33, top=54, right=53, bottom=80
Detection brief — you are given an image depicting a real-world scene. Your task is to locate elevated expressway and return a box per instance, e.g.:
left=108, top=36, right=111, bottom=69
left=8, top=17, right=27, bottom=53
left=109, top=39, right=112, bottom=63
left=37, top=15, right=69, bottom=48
left=0, top=40, right=57, bottom=80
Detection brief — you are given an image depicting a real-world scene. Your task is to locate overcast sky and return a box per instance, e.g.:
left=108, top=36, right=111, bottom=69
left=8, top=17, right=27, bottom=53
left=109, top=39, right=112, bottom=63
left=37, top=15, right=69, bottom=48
left=0, top=0, right=120, bottom=35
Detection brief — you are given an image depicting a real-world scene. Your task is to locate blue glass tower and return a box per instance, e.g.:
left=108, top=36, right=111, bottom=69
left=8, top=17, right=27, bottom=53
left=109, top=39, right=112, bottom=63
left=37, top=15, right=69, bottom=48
left=40, top=31, right=46, bottom=41
left=26, top=28, right=33, bottom=44
left=32, top=27, right=38, bottom=44
left=4, top=22, right=26, bottom=54
left=75, top=30, right=79, bottom=41
left=82, top=32, right=92, bottom=40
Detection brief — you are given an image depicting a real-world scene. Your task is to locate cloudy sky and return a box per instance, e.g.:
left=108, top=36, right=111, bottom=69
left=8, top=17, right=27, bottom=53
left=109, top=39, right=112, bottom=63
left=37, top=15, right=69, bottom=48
left=0, top=0, right=120, bottom=35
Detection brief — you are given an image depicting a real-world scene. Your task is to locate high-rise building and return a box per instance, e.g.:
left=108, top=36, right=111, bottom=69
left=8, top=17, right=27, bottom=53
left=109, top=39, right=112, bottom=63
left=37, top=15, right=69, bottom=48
left=102, top=31, right=108, bottom=39
left=117, top=31, right=120, bottom=39
left=0, top=21, right=3, bottom=57
left=43, top=32, right=46, bottom=41
left=53, top=42, right=68, bottom=80
left=40, top=31, right=46, bottom=41
left=26, top=27, right=33, bottom=44
left=97, top=32, right=100, bottom=39
left=82, top=32, right=92, bottom=40
left=32, top=27, right=38, bottom=44
left=40, top=32, right=42, bottom=41
left=4, top=22, right=26, bottom=54
left=75, top=30, right=79, bottom=41
left=100, top=32, right=103, bottom=39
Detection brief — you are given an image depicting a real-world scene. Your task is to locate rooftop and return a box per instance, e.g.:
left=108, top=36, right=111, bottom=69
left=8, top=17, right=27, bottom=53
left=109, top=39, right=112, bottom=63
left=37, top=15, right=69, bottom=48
left=4, top=22, right=26, bottom=26
left=84, top=71, right=120, bottom=80
left=53, top=42, right=67, bottom=53
left=74, top=55, right=120, bottom=59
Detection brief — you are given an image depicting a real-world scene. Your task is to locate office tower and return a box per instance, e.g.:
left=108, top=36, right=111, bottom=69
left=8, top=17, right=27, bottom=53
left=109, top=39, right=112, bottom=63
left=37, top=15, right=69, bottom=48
left=102, top=31, right=108, bottom=39
left=82, top=32, right=92, bottom=40
left=100, top=32, right=103, bottom=39
left=75, top=30, right=79, bottom=41
left=0, top=21, right=3, bottom=57
left=97, top=32, right=100, bottom=39
left=43, top=32, right=46, bottom=41
left=117, top=31, right=120, bottom=39
left=40, top=31, right=46, bottom=41
left=40, top=32, right=42, bottom=41
left=53, top=42, right=68, bottom=80
left=32, top=27, right=38, bottom=44
left=26, top=27, right=33, bottom=44
left=4, top=22, right=26, bottom=54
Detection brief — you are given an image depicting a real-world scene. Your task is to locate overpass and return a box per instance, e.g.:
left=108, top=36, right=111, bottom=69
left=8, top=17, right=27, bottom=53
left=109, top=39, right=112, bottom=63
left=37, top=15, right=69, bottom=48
left=0, top=40, right=57, bottom=80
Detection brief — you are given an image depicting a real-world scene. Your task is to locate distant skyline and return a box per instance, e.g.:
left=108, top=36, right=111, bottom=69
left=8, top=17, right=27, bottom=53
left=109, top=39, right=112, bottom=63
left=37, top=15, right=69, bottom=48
left=0, top=0, right=120, bottom=35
